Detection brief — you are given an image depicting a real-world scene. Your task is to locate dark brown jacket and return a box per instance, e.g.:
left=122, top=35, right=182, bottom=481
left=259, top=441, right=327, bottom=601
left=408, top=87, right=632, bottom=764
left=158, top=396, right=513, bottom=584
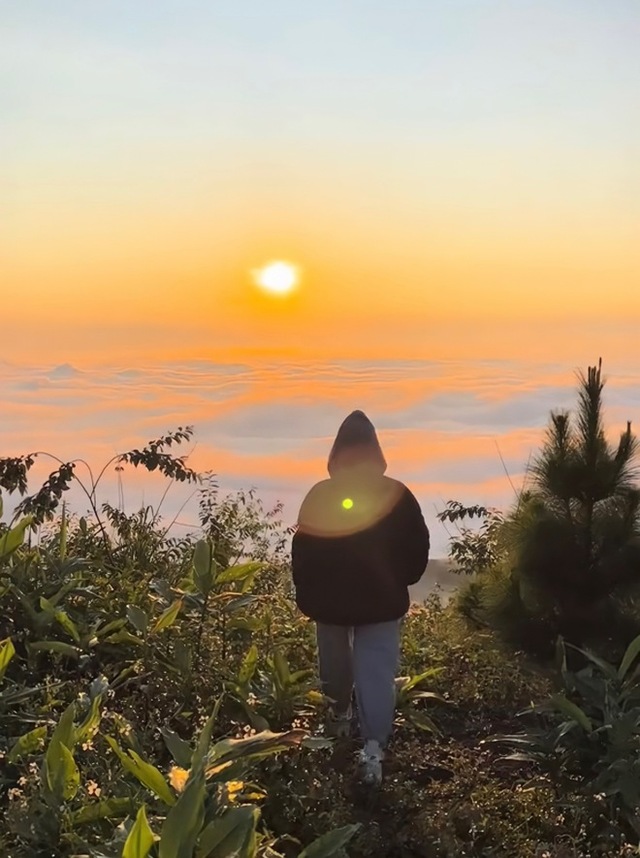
left=291, top=411, right=430, bottom=625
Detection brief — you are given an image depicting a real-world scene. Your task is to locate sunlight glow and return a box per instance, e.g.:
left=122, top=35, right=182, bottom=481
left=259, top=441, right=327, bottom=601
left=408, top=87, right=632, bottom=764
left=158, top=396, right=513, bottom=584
left=253, top=261, right=299, bottom=296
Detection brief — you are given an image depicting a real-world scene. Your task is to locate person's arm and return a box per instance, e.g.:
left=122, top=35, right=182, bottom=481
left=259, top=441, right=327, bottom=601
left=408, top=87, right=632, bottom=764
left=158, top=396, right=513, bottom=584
left=397, top=489, right=430, bottom=585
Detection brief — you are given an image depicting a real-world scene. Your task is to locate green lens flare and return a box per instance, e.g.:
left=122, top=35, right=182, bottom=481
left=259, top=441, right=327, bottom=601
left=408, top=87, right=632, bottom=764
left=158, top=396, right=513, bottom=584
left=342, top=498, right=354, bottom=510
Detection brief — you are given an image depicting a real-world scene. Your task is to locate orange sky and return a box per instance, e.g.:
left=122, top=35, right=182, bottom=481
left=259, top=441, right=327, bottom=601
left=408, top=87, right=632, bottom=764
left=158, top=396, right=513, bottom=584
left=2, top=3, right=640, bottom=555
left=3, top=2, right=639, bottom=363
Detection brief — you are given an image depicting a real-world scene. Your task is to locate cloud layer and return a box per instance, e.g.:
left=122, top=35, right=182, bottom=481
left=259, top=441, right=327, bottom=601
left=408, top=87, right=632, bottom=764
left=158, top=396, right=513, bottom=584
left=2, top=357, right=640, bottom=555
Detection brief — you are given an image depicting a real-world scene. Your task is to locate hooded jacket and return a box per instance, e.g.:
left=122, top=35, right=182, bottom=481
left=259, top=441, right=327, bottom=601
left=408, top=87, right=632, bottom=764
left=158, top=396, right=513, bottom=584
left=291, top=410, right=430, bottom=625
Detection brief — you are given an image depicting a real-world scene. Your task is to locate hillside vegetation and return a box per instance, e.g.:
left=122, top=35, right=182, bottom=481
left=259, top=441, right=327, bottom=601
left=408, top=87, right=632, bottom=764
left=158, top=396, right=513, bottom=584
left=2, top=362, right=640, bottom=857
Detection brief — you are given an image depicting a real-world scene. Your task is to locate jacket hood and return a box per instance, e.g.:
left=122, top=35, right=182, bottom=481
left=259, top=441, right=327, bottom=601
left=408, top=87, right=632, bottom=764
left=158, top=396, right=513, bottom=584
left=327, top=410, right=387, bottom=477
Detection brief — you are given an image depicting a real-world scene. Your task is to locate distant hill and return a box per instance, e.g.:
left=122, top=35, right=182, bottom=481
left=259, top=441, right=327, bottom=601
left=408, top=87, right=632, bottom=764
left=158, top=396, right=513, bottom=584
left=409, top=558, right=460, bottom=604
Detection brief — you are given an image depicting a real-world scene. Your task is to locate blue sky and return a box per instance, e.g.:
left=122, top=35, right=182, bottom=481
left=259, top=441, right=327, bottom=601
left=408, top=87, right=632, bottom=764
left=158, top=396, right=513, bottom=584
left=4, top=0, right=638, bottom=182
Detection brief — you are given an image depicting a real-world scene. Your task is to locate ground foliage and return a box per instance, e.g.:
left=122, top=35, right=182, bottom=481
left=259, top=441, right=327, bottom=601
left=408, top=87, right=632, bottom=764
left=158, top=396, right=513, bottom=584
left=2, top=424, right=640, bottom=856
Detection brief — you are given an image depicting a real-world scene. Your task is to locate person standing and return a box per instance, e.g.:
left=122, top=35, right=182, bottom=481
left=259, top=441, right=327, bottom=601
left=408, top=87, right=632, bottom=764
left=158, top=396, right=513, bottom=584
left=291, top=410, right=430, bottom=785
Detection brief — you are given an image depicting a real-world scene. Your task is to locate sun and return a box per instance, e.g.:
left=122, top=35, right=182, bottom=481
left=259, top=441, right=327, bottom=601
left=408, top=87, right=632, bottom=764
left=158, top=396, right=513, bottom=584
left=253, top=261, right=299, bottom=296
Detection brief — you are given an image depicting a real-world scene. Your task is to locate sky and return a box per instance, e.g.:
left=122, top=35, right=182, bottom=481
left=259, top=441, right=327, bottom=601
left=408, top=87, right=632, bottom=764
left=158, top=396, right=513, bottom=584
left=1, top=1, right=639, bottom=554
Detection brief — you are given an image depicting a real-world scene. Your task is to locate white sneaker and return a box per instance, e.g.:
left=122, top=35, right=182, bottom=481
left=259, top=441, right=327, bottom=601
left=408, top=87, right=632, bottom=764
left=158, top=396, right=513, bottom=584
left=358, top=740, right=383, bottom=786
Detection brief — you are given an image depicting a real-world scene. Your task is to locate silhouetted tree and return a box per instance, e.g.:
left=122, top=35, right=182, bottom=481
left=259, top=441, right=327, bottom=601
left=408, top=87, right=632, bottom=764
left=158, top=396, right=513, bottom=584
left=511, top=360, right=640, bottom=645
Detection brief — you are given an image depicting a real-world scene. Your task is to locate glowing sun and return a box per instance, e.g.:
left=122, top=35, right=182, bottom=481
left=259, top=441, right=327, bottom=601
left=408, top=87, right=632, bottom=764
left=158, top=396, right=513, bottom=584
left=253, top=261, right=299, bottom=296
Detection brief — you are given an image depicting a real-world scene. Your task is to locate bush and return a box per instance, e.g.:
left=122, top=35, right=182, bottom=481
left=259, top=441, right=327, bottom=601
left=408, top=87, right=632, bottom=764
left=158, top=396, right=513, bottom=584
left=489, top=634, right=640, bottom=847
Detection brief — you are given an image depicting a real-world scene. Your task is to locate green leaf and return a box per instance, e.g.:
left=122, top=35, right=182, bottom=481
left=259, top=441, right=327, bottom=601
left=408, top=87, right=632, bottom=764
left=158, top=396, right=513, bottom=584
left=619, top=634, right=640, bottom=681
left=273, top=649, right=290, bottom=688
left=28, top=640, right=80, bottom=658
left=193, top=540, right=216, bottom=598
left=206, top=729, right=306, bottom=775
left=192, top=696, right=224, bottom=771
left=123, top=805, right=155, bottom=858
left=400, top=668, right=443, bottom=693
left=126, top=605, right=149, bottom=635
left=216, top=562, right=264, bottom=585
left=96, top=617, right=128, bottom=637
left=407, top=691, right=448, bottom=704
left=197, top=805, right=259, bottom=858
left=159, top=769, right=206, bottom=858
left=301, top=736, right=334, bottom=751
left=45, top=741, right=80, bottom=802
left=7, top=726, right=47, bottom=763
left=111, top=665, right=139, bottom=687
left=10, top=585, right=41, bottom=630
left=54, top=608, right=81, bottom=643
left=551, top=694, right=593, bottom=732
left=298, top=823, right=362, bottom=857
left=289, top=668, right=314, bottom=685
left=501, top=751, right=537, bottom=764
left=75, top=694, right=103, bottom=746
left=238, top=644, right=258, bottom=688
left=106, top=736, right=176, bottom=806
left=70, top=797, right=136, bottom=826
left=50, top=702, right=77, bottom=750
left=48, top=578, right=81, bottom=608
left=39, top=596, right=55, bottom=616
left=0, top=515, right=34, bottom=558
left=0, top=637, right=16, bottom=681
left=226, top=616, right=265, bottom=632
left=407, top=710, right=441, bottom=734
left=566, top=643, right=617, bottom=681
left=151, top=599, right=183, bottom=634
left=103, top=629, right=145, bottom=647
left=221, top=594, right=259, bottom=615
left=160, top=727, right=193, bottom=769
left=0, top=684, right=48, bottom=707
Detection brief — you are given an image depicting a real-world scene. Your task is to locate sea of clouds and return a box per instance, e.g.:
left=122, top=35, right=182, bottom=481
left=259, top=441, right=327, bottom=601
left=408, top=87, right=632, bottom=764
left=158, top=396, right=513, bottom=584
left=3, top=357, right=640, bottom=556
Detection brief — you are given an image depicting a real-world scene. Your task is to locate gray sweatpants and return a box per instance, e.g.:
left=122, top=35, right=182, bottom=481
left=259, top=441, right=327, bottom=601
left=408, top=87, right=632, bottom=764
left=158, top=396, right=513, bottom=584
left=316, top=620, right=401, bottom=747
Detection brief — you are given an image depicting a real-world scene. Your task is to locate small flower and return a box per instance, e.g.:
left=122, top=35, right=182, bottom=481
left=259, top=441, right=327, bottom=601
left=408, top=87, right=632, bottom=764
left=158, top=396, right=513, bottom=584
left=86, top=780, right=102, bottom=797
left=226, top=780, right=244, bottom=802
left=168, top=766, right=189, bottom=793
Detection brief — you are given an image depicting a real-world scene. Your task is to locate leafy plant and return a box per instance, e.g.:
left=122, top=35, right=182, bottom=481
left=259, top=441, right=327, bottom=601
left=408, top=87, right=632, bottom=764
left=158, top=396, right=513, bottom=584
left=0, top=428, right=199, bottom=556
left=112, top=704, right=359, bottom=858
left=490, top=634, right=640, bottom=835
left=437, top=501, right=505, bottom=577
left=394, top=669, right=447, bottom=734
left=226, top=645, right=322, bottom=732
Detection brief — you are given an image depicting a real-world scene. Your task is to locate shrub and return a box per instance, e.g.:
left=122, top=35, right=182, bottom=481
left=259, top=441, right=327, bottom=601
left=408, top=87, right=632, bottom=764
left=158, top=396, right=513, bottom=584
left=490, top=634, right=640, bottom=843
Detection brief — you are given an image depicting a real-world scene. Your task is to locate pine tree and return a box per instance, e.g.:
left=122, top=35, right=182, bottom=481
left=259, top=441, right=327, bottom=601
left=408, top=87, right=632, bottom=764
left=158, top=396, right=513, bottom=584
left=512, top=360, right=640, bottom=644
